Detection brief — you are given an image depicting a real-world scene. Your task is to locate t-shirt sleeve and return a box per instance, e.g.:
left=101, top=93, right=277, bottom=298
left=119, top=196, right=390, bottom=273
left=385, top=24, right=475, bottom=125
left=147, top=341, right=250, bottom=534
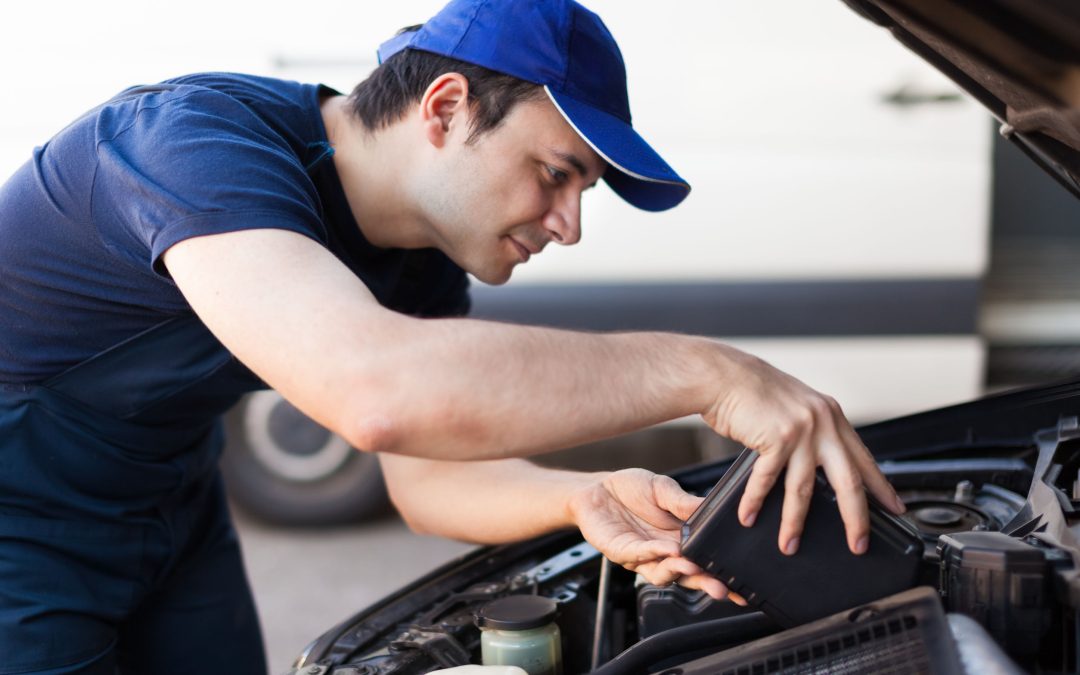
left=89, top=86, right=326, bottom=276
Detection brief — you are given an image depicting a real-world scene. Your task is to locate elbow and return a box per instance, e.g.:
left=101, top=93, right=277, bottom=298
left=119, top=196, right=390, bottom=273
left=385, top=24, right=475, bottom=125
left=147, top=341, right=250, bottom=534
left=337, top=386, right=432, bottom=456
left=340, top=402, right=483, bottom=460
left=394, top=505, right=436, bottom=537
left=383, top=473, right=436, bottom=536
left=340, top=409, right=401, bottom=455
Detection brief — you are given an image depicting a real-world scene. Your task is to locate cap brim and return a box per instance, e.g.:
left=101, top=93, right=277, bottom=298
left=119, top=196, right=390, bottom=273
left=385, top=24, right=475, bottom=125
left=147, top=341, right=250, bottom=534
left=545, top=86, right=690, bottom=212
left=377, top=31, right=415, bottom=64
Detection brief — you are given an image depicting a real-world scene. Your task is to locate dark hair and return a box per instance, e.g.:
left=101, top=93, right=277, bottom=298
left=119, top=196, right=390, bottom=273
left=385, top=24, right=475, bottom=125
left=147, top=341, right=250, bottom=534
left=348, top=27, right=545, bottom=144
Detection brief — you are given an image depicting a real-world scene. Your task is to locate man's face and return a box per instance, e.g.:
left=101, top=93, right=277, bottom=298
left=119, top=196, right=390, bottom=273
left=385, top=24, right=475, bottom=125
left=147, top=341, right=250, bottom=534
left=413, top=96, right=606, bottom=285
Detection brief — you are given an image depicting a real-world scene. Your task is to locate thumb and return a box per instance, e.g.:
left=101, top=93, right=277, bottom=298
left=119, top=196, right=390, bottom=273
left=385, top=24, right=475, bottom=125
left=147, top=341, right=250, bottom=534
left=655, top=476, right=704, bottom=521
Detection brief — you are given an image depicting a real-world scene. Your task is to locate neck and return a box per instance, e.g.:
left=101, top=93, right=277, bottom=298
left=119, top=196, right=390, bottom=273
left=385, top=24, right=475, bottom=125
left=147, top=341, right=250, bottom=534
left=321, top=95, right=433, bottom=250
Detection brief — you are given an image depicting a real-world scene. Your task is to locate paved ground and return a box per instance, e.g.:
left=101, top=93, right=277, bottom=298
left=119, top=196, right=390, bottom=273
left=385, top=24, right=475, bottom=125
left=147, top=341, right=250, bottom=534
left=233, top=507, right=473, bottom=674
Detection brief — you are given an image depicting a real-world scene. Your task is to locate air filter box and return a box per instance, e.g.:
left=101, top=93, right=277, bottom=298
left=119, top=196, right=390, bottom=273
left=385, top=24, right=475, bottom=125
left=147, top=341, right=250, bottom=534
left=681, top=448, right=923, bottom=626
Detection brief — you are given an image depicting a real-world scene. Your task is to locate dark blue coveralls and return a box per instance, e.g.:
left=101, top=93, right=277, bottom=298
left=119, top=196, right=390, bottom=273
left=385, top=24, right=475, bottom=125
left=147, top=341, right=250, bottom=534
left=0, top=73, right=469, bottom=673
left=0, top=316, right=266, bottom=673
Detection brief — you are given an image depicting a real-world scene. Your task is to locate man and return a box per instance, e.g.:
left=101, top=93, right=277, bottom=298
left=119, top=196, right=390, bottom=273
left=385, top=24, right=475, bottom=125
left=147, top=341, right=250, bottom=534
left=0, top=0, right=905, bottom=672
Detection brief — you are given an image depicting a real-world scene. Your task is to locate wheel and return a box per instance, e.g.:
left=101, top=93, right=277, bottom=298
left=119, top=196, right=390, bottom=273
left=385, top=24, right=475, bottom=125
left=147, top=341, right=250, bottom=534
left=221, top=390, right=388, bottom=526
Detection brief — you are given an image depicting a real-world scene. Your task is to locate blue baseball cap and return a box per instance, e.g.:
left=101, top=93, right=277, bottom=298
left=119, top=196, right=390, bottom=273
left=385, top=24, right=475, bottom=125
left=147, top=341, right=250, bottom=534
left=377, top=0, right=690, bottom=212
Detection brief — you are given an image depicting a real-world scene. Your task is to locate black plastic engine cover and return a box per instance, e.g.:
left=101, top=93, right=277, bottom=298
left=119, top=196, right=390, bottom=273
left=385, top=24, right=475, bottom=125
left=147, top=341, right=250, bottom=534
left=681, top=448, right=924, bottom=627
left=938, top=531, right=1057, bottom=658
left=636, top=583, right=753, bottom=638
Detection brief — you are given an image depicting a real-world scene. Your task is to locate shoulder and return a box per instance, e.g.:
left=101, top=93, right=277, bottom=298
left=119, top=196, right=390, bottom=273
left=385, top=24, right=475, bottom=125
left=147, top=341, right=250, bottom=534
left=160, top=72, right=316, bottom=110
left=93, top=73, right=321, bottom=152
left=85, top=75, right=331, bottom=269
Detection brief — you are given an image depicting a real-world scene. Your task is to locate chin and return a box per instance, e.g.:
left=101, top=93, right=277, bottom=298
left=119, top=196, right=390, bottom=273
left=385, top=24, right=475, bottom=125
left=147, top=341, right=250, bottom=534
left=476, top=266, right=515, bottom=286
left=466, top=254, right=518, bottom=286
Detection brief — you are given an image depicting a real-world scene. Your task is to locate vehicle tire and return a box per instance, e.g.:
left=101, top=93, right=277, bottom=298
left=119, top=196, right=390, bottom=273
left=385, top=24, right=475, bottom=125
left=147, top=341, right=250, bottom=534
left=221, top=390, right=389, bottom=526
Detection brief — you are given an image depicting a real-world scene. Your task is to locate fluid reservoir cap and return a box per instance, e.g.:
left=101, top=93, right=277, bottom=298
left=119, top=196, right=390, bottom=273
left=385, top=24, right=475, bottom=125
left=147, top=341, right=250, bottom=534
left=476, top=595, right=557, bottom=631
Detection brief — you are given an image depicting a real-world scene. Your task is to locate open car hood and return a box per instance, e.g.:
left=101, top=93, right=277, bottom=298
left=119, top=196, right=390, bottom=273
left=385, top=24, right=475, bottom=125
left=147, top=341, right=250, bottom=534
left=287, top=380, right=1080, bottom=674
left=842, top=0, right=1080, bottom=198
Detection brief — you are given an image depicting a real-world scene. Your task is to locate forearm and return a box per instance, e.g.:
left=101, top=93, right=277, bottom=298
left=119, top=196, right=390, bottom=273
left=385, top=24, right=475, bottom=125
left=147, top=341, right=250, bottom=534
left=380, top=454, right=607, bottom=544
left=381, top=437, right=736, bottom=603
left=163, top=229, right=745, bottom=461
left=167, top=230, right=901, bottom=557
left=340, top=315, right=736, bottom=460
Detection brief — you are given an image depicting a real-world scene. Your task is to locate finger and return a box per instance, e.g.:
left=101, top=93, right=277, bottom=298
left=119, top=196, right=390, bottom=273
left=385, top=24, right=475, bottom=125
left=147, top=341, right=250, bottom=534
left=778, top=445, right=817, bottom=555
left=653, top=475, right=704, bottom=522
left=634, top=555, right=704, bottom=586
left=837, top=422, right=905, bottom=515
left=657, top=555, right=706, bottom=580
left=607, top=470, right=685, bottom=529
left=676, top=574, right=730, bottom=601
left=819, top=442, right=870, bottom=555
left=634, top=563, right=683, bottom=588
left=728, top=591, right=749, bottom=607
left=607, top=537, right=681, bottom=567
left=738, top=451, right=787, bottom=528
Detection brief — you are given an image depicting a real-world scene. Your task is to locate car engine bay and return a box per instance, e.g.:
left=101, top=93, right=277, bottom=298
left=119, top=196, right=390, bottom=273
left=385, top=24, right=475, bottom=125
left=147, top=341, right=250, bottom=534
left=286, top=385, right=1080, bottom=675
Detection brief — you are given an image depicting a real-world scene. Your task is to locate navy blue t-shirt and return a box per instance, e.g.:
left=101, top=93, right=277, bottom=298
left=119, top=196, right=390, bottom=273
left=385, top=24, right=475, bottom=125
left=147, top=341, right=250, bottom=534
left=0, top=73, right=469, bottom=383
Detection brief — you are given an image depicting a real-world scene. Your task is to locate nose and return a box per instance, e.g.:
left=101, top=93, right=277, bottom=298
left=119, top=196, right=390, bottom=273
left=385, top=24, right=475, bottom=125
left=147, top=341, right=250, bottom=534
left=543, top=189, right=582, bottom=246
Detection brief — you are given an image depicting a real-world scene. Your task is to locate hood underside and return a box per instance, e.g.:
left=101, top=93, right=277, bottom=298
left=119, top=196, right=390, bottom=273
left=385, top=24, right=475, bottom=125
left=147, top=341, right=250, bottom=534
left=843, top=0, right=1080, bottom=199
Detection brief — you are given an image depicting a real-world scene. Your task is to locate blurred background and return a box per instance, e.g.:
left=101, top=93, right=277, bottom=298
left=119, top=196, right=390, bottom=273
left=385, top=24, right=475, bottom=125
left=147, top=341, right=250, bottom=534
left=3, top=0, right=1078, bottom=672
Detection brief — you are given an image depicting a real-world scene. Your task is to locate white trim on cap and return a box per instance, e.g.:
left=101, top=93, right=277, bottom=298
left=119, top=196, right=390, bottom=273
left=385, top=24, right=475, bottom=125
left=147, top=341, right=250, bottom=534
left=543, top=85, right=686, bottom=187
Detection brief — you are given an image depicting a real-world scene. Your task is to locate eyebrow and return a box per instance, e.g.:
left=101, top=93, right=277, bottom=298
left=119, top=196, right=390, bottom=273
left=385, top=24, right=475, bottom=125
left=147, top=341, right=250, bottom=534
left=547, top=147, right=599, bottom=188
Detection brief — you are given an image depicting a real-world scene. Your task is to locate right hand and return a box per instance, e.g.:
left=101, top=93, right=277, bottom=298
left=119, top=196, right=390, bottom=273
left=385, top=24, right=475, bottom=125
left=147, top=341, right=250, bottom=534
left=701, top=346, right=905, bottom=557
left=568, top=468, right=736, bottom=602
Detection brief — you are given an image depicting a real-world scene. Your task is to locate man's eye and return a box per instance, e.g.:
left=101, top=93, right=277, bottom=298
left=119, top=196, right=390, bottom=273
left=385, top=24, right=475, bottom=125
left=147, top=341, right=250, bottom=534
left=546, top=165, right=569, bottom=183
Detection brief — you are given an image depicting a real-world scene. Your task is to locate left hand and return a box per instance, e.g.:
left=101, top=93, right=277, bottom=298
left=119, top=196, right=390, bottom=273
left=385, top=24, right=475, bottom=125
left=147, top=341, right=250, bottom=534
left=701, top=347, right=904, bottom=556
left=567, top=468, right=742, bottom=603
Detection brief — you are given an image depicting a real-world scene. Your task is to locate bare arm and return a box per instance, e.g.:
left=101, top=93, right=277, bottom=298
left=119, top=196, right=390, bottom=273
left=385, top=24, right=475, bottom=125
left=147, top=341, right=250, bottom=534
left=163, top=228, right=903, bottom=555
left=381, top=454, right=732, bottom=600
left=163, top=228, right=718, bottom=459
left=381, top=454, right=590, bottom=543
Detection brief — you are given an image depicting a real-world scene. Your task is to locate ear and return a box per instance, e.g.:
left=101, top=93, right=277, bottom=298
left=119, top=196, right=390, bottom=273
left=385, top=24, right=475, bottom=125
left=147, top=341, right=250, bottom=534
left=418, top=73, right=470, bottom=148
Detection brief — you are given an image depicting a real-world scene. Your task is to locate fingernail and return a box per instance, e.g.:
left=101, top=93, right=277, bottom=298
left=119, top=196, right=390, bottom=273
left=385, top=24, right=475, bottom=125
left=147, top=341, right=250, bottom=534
left=743, top=511, right=757, bottom=527
left=854, top=536, right=868, bottom=555
left=893, top=494, right=907, bottom=514
left=785, top=537, right=799, bottom=556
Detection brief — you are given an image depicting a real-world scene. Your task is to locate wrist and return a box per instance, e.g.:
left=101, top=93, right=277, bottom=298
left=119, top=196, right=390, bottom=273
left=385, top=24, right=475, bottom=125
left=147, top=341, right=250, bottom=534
left=683, top=337, right=749, bottom=425
left=564, top=470, right=614, bottom=531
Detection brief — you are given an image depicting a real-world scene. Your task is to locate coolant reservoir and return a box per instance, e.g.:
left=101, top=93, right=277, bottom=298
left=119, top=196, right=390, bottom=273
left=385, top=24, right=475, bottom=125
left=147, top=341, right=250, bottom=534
left=475, top=595, right=562, bottom=675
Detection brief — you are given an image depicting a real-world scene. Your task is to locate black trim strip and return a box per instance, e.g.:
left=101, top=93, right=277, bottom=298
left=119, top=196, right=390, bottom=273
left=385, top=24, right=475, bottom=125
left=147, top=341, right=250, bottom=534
left=469, top=279, right=980, bottom=336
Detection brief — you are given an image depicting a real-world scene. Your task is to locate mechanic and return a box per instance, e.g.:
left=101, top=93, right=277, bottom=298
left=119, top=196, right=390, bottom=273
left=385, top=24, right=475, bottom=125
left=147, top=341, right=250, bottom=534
left=0, top=0, right=906, bottom=672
